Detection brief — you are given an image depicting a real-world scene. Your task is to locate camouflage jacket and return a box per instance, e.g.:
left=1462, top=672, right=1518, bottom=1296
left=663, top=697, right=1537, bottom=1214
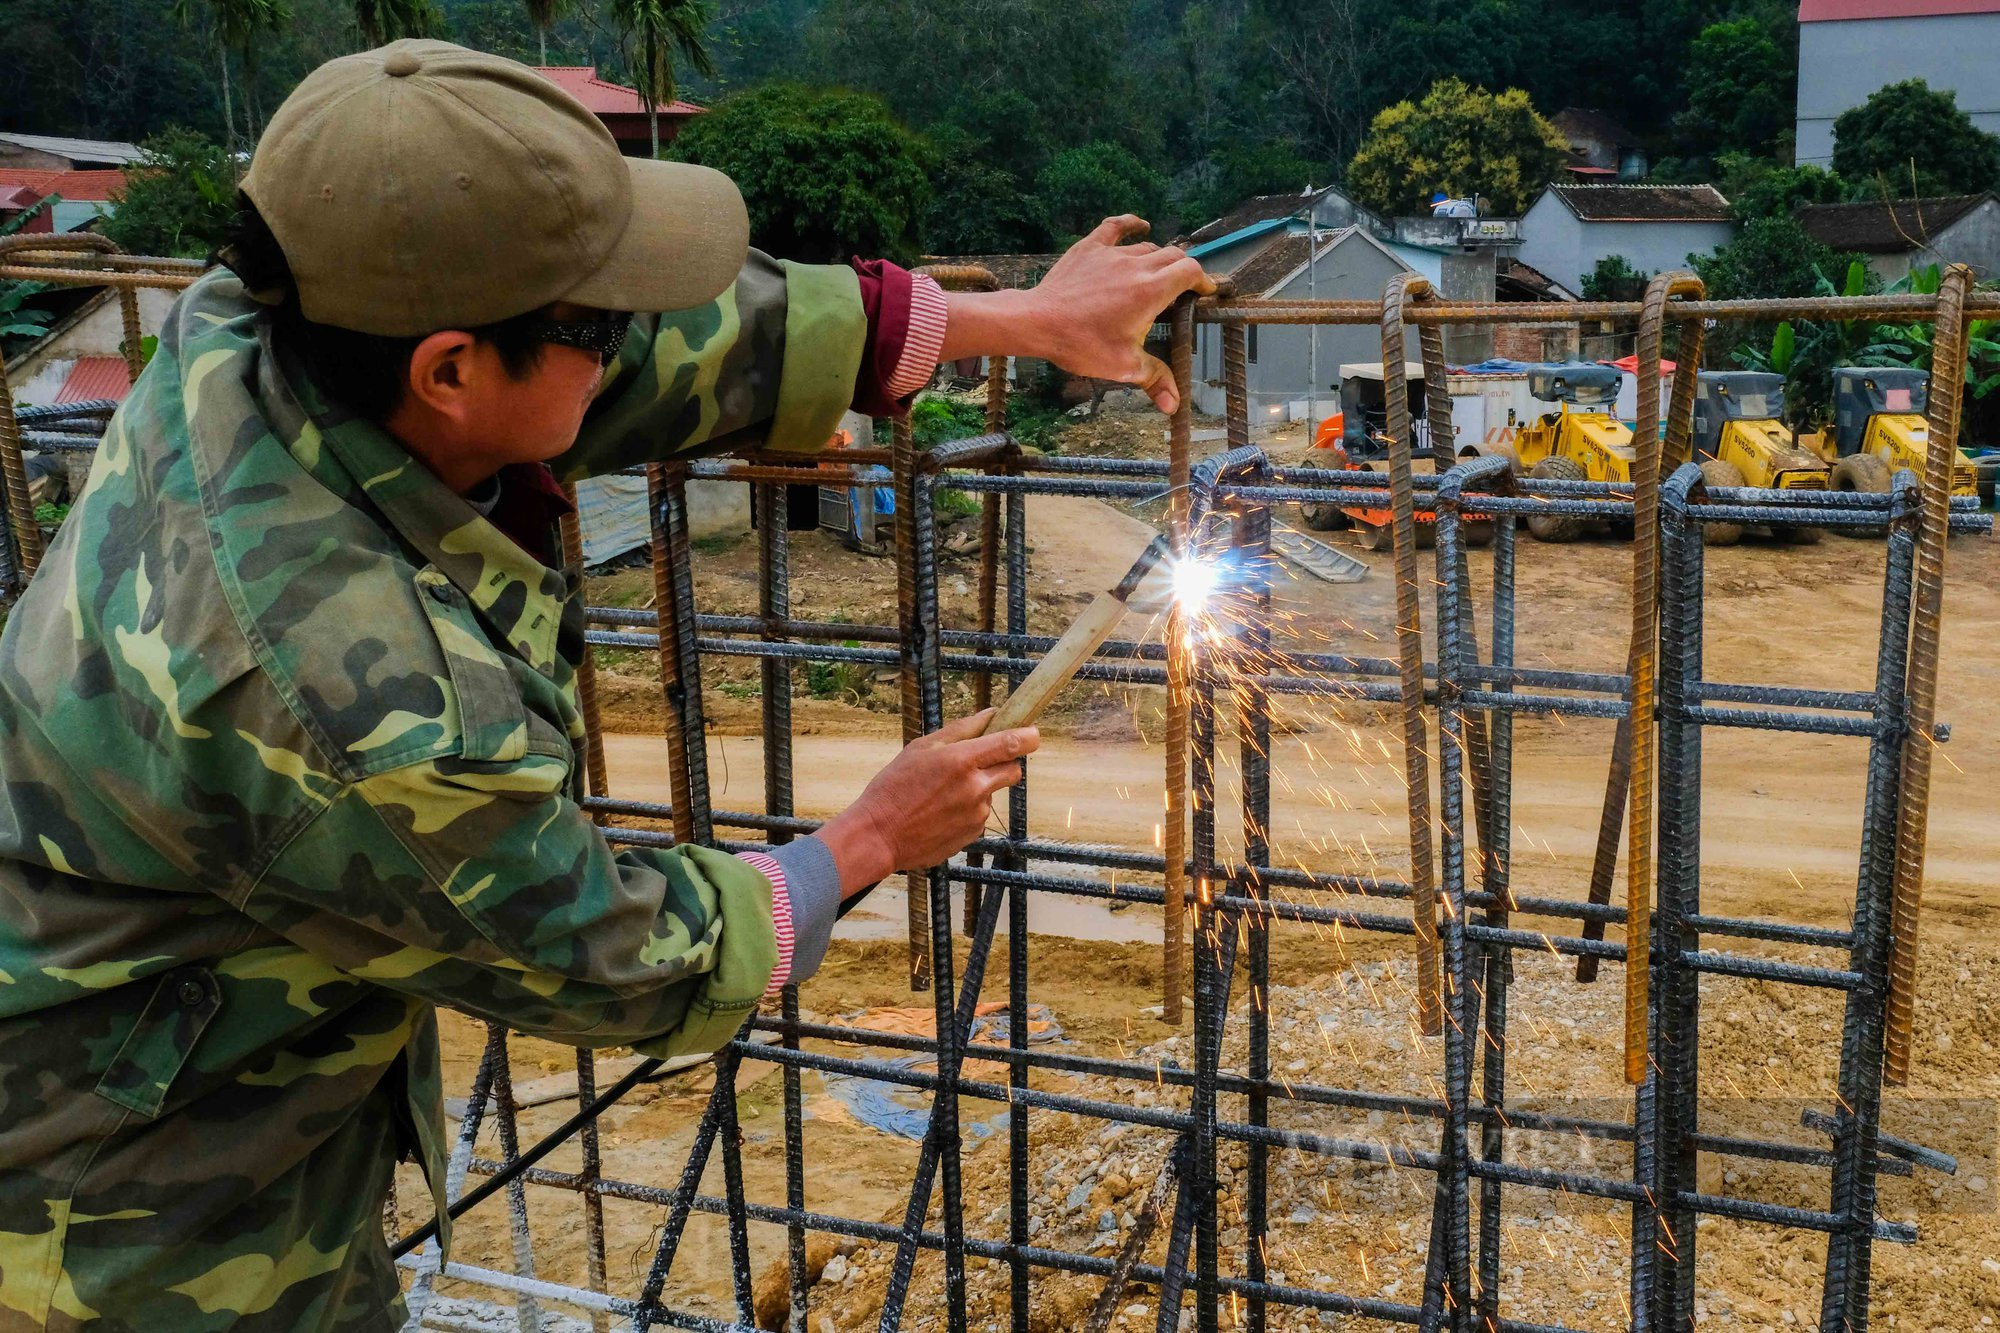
left=0, top=254, right=866, bottom=1331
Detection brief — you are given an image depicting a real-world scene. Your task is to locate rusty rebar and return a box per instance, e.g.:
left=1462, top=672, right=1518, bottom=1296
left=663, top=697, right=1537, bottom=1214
left=1163, top=296, right=1196, bottom=1024
left=1884, top=263, right=1974, bottom=1086
left=646, top=463, right=699, bottom=846
left=893, top=409, right=931, bottom=989
left=560, top=494, right=611, bottom=801
left=1615, top=271, right=1706, bottom=1085
left=1380, top=274, right=1442, bottom=1035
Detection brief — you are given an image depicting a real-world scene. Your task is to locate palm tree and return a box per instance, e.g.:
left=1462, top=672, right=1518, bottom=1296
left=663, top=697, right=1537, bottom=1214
left=170, top=0, right=290, bottom=150
left=355, top=0, right=444, bottom=47
left=523, top=0, right=573, bottom=66
left=608, top=0, right=716, bottom=157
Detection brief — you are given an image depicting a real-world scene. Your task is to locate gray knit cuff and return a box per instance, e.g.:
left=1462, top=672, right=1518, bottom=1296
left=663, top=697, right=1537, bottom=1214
left=762, top=836, right=842, bottom=984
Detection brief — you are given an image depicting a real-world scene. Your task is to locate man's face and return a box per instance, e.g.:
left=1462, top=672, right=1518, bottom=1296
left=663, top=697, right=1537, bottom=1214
left=392, top=301, right=624, bottom=491
left=458, top=302, right=616, bottom=466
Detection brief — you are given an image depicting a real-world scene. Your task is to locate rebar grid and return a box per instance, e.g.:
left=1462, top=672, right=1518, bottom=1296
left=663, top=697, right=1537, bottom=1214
left=0, top=249, right=1989, bottom=1333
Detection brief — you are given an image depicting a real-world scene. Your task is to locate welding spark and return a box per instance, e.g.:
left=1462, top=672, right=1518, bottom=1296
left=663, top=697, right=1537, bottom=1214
left=1170, top=556, right=1220, bottom=613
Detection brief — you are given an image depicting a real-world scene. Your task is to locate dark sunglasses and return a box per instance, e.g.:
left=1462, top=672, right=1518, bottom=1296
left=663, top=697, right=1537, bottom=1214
left=534, top=313, right=631, bottom=365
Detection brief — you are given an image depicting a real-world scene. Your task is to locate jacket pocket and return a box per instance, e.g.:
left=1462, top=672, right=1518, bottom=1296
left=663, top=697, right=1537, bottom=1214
left=416, top=567, right=530, bottom=764
left=93, top=966, right=222, bottom=1119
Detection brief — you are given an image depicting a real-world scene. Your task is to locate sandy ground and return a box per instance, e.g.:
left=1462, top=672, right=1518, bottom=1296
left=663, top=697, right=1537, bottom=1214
left=400, top=411, right=2000, bottom=1331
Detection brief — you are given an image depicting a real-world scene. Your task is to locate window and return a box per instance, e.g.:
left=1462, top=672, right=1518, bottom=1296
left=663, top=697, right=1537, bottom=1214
left=1248, top=325, right=1258, bottom=365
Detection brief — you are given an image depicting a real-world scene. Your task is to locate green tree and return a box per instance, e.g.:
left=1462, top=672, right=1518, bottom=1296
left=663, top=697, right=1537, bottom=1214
left=1718, top=154, right=1849, bottom=221
left=170, top=0, right=291, bottom=147
left=101, top=128, right=239, bottom=259
left=1690, top=215, right=1859, bottom=301
left=1173, top=142, right=1330, bottom=235
left=521, top=0, right=570, bottom=64
left=922, top=127, right=1047, bottom=255
left=1677, top=19, right=1791, bottom=157
left=355, top=0, right=442, bottom=45
left=609, top=0, right=716, bottom=157
left=1036, top=142, right=1168, bottom=242
left=1579, top=256, right=1649, bottom=302
left=1832, top=79, right=2000, bottom=198
left=668, top=83, right=931, bottom=263
left=1345, top=78, right=1567, bottom=217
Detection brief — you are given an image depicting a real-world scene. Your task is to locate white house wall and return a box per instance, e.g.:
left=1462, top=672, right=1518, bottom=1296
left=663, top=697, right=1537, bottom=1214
left=1796, top=13, right=2000, bottom=168
left=1192, top=236, right=1404, bottom=419
left=1517, top=198, right=1736, bottom=292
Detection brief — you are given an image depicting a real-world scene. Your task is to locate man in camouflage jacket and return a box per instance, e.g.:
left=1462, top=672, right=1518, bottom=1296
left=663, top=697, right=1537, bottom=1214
left=0, top=39, right=1210, bottom=1333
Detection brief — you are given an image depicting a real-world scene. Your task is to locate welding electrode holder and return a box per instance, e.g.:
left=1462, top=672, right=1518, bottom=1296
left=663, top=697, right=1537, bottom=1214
left=835, top=534, right=1175, bottom=920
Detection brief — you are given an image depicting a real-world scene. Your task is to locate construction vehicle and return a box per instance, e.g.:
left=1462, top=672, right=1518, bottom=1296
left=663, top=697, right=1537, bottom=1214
left=1796, top=369, right=1980, bottom=527
left=1298, top=363, right=1492, bottom=550
left=1690, top=371, right=1830, bottom=545
left=1509, top=363, right=1634, bottom=542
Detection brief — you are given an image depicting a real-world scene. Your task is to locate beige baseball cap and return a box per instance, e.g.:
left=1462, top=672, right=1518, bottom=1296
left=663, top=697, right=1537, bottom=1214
left=241, top=39, right=747, bottom=336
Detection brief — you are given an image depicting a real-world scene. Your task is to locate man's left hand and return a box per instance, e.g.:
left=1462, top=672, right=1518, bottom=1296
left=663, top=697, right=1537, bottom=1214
left=937, top=215, right=1216, bottom=414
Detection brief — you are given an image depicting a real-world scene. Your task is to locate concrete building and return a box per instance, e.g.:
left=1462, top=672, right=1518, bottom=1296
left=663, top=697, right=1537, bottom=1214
left=1515, top=184, right=1736, bottom=294
left=1796, top=1, right=2000, bottom=169
left=1798, top=192, right=2000, bottom=281
left=1190, top=227, right=1432, bottom=420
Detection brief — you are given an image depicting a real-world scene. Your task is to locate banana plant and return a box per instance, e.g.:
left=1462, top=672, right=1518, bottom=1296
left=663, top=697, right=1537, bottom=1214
left=0, top=199, right=55, bottom=351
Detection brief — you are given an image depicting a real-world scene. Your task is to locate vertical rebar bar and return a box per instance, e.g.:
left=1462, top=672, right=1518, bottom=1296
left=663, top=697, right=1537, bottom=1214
left=647, top=462, right=712, bottom=847
left=1821, top=472, right=1920, bottom=1333
left=560, top=496, right=612, bottom=804
left=1616, top=271, right=1705, bottom=1084
left=487, top=1026, right=544, bottom=1333
left=1164, top=296, right=1197, bottom=1023
left=894, top=412, right=933, bottom=990
left=1476, top=502, right=1518, bottom=1329
left=1006, top=483, right=1032, bottom=1333
left=0, top=354, right=42, bottom=581
left=1423, top=471, right=1481, bottom=1332
left=753, top=479, right=811, bottom=1333
left=1189, top=616, right=1222, bottom=1333
left=1380, top=275, right=1442, bottom=1034
left=1651, top=464, right=1706, bottom=1330
left=1232, top=460, right=1273, bottom=1333
left=1884, top=263, right=1972, bottom=1085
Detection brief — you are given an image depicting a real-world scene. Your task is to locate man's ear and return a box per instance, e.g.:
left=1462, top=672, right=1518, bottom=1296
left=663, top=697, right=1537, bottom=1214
left=405, top=330, right=478, bottom=420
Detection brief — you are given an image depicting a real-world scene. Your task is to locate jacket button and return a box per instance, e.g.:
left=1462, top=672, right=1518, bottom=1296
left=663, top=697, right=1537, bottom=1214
left=428, top=583, right=453, bottom=603
left=177, top=979, right=207, bottom=1007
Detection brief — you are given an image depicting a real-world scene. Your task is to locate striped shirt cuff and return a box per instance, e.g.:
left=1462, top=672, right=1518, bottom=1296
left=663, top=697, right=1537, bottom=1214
left=736, top=851, right=795, bottom=997
left=885, top=273, right=949, bottom=401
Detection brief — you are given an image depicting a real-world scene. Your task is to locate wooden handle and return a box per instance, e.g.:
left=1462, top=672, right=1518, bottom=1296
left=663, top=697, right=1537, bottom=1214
left=983, top=592, right=1128, bottom=734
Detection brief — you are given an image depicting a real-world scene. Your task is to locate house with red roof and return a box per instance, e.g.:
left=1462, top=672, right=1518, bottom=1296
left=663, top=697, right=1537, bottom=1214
left=531, top=66, right=703, bottom=156
left=0, top=168, right=128, bottom=232
left=1796, top=2, right=2000, bottom=167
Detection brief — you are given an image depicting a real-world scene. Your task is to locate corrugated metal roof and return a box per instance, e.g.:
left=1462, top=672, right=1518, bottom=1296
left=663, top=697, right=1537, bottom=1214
left=1801, top=0, right=2000, bottom=19
left=0, top=132, right=144, bottom=164
left=54, top=357, right=133, bottom=405
left=531, top=67, right=703, bottom=116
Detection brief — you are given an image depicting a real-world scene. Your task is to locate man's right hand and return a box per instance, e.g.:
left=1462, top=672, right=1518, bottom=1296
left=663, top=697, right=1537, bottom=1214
left=816, top=710, right=1040, bottom=895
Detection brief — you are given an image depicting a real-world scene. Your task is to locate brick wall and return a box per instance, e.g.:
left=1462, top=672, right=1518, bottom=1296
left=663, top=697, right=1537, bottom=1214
left=1493, top=322, right=1580, bottom=363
